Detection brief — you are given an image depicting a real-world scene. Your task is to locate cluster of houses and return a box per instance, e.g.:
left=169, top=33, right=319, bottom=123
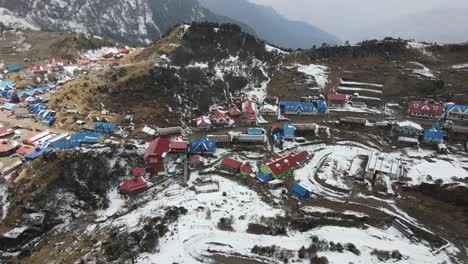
left=0, top=79, right=63, bottom=126
left=194, top=107, right=239, bottom=130
left=0, top=120, right=120, bottom=175
left=407, top=101, right=468, bottom=120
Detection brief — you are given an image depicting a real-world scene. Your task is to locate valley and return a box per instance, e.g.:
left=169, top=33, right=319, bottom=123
left=0, top=22, right=467, bottom=264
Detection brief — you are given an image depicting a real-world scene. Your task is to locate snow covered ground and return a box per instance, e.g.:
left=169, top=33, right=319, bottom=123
left=81, top=47, right=119, bottom=59
left=451, top=63, right=468, bottom=69
left=294, top=64, right=329, bottom=90
left=406, top=158, right=468, bottom=185
left=409, top=61, right=436, bottom=78
left=406, top=42, right=434, bottom=58
left=329, top=103, right=382, bottom=114
left=265, top=44, right=288, bottom=55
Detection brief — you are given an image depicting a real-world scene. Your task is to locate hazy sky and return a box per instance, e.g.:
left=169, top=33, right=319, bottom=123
left=249, top=0, right=468, bottom=42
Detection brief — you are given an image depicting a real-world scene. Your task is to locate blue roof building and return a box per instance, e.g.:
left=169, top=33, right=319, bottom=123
left=282, top=101, right=315, bottom=115
left=42, top=116, right=56, bottom=126
left=52, top=140, right=82, bottom=149
left=27, top=103, right=47, bottom=113
left=247, top=128, right=265, bottom=135
left=0, top=80, right=15, bottom=90
left=24, top=147, right=52, bottom=161
left=292, top=183, right=310, bottom=199
left=94, top=122, right=117, bottom=133
left=7, top=64, right=21, bottom=72
left=316, top=100, right=328, bottom=113
left=446, top=103, right=468, bottom=120
left=188, top=138, right=216, bottom=155
left=423, top=129, right=444, bottom=145
left=283, top=123, right=296, bottom=140
left=256, top=172, right=273, bottom=183
left=271, top=124, right=284, bottom=141
left=70, top=131, right=102, bottom=144
left=2, top=103, right=16, bottom=111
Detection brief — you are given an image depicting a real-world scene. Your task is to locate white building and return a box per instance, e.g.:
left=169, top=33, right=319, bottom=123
left=396, top=121, right=423, bottom=137
left=365, top=152, right=405, bottom=181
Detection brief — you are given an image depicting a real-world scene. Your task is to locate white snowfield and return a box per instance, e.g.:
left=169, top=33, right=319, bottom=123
left=451, top=63, right=468, bottom=69
left=406, top=42, right=434, bottom=58
left=81, top=47, right=119, bottom=59
left=409, top=61, right=436, bottom=78
left=82, top=143, right=465, bottom=263
left=294, top=64, right=329, bottom=90
left=265, top=44, right=289, bottom=55
left=0, top=8, right=40, bottom=30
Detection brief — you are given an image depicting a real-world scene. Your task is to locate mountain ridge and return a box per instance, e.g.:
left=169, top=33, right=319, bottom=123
left=200, top=0, right=341, bottom=49
left=0, top=0, right=256, bottom=45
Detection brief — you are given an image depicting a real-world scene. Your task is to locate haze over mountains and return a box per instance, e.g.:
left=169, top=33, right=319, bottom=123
left=200, top=0, right=341, bottom=49
left=250, top=0, right=468, bottom=44
left=365, top=8, right=468, bottom=44
left=0, top=0, right=339, bottom=49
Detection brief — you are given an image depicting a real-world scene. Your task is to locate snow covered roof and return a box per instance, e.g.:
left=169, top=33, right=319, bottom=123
left=366, top=152, right=404, bottom=177
left=398, top=121, right=423, bottom=131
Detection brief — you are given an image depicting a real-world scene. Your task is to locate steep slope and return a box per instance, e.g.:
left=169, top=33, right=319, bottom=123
left=200, top=0, right=341, bottom=49
left=49, top=22, right=282, bottom=129
left=0, top=31, right=118, bottom=65
left=0, top=0, right=255, bottom=45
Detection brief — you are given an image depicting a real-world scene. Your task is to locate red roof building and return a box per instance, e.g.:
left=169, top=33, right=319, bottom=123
left=144, top=138, right=170, bottom=159
left=16, top=145, right=35, bottom=156
left=262, top=151, right=308, bottom=179
left=119, top=48, right=130, bottom=54
left=103, top=52, right=114, bottom=58
left=0, top=128, right=14, bottom=138
left=408, top=101, right=445, bottom=118
left=240, top=162, right=253, bottom=175
left=144, top=137, right=170, bottom=175
left=0, top=139, right=19, bottom=156
left=327, top=93, right=347, bottom=101
left=228, top=107, right=242, bottom=117
left=242, top=100, right=256, bottom=114
left=327, top=93, right=347, bottom=108
left=169, top=137, right=189, bottom=153
left=110, top=61, right=120, bottom=67
left=23, top=131, right=51, bottom=145
left=29, top=65, right=48, bottom=73
left=195, top=116, right=212, bottom=130
left=189, top=155, right=206, bottom=169
left=210, top=113, right=232, bottom=127
left=118, top=176, right=148, bottom=193
left=221, top=157, right=243, bottom=171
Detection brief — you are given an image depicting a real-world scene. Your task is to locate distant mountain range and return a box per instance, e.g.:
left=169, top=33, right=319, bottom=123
left=200, top=0, right=341, bottom=49
left=361, top=8, right=468, bottom=44
left=0, top=0, right=340, bottom=49
left=0, top=0, right=255, bottom=45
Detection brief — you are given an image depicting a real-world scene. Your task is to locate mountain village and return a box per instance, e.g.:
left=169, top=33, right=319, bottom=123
left=0, top=23, right=467, bottom=264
